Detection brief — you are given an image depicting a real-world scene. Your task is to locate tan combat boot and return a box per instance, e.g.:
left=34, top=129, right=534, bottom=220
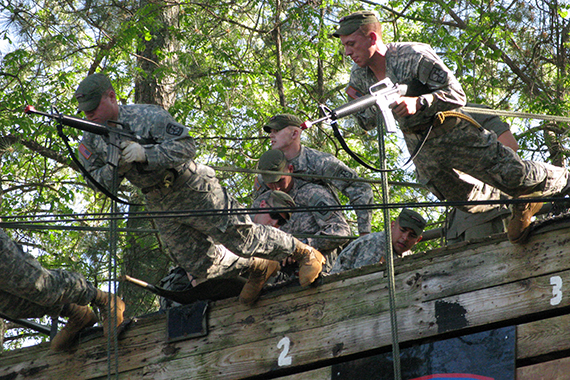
left=291, top=240, right=326, bottom=287
left=507, top=202, right=543, bottom=244
left=92, top=290, right=126, bottom=337
left=50, top=304, right=98, bottom=351
left=239, top=258, right=281, bottom=305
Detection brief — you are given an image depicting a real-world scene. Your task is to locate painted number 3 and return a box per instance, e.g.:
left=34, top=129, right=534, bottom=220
left=277, top=337, right=292, bottom=366
left=550, top=276, right=563, bottom=306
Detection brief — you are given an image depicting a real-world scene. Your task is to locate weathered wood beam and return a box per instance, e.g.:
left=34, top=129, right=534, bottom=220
left=2, top=226, right=570, bottom=379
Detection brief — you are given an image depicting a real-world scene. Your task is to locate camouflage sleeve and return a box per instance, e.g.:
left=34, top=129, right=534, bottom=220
left=464, top=103, right=510, bottom=136
left=304, top=189, right=351, bottom=251
left=136, top=108, right=196, bottom=171
left=385, top=43, right=466, bottom=131
left=77, top=133, right=116, bottom=190
left=346, top=65, right=378, bottom=131
left=77, top=106, right=196, bottom=190
left=251, top=174, right=270, bottom=201
left=322, top=158, right=373, bottom=234
left=329, top=232, right=387, bottom=274
left=412, top=44, right=466, bottom=115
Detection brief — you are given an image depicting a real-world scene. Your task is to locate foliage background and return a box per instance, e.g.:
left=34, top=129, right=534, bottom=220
left=0, top=0, right=568, bottom=348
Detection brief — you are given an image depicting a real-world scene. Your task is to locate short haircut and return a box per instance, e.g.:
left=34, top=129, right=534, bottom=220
left=357, top=21, right=382, bottom=38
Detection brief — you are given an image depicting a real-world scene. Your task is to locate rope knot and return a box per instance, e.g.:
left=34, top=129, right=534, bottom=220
left=434, top=112, right=446, bottom=126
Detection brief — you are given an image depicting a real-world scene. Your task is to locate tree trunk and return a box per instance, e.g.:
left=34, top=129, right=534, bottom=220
left=134, top=0, right=180, bottom=109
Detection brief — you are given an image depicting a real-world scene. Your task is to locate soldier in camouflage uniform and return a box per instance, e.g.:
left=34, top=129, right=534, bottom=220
left=256, top=149, right=352, bottom=272
left=0, top=228, right=124, bottom=351
left=333, top=11, right=570, bottom=244
left=255, top=114, right=374, bottom=236
left=74, top=74, right=325, bottom=304
left=330, top=208, right=426, bottom=274
left=159, top=191, right=297, bottom=307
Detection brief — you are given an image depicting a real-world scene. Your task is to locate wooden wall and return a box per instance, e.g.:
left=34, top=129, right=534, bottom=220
left=2, top=223, right=570, bottom=379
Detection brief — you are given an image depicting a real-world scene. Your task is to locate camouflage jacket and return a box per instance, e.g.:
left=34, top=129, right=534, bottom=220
left=329, top=231, right=413, bottom=274
left=253, top=146, right=373, bottom=234
left=254, top=179, right=351, bottom=272
left=279, top=179, right=351, bottom=253
left=347, top=42, right=466, bottom=133
left=78, top=104, right=195, bottom=190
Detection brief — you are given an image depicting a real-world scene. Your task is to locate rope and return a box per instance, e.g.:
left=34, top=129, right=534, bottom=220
left=434, top=110, right=482, bottom=129
left=462, top=106, right=570, bottom=124
left=377, top=112, right=402, bottom=379
left=212, top=165, right=392, bottom=185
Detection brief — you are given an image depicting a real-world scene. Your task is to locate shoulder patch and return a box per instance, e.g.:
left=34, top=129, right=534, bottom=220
left=166, top=123, right=184, bottom=136
left=346, top=85, right=364, bottom=99
left=429, top=66, right=448, bottom=84
left=336, top=168, right=354, bottom=179
left=78, top=143, right=92, bottom=160
left=309, top=192, right=332, bottom=219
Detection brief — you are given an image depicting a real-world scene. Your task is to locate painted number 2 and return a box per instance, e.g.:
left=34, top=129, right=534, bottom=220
left=550, top=276, right=563, bottom=306
left=277, top=337, right=292, bottom=366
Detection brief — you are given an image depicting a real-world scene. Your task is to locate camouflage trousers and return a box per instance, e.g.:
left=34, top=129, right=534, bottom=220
left=406, top=120, right=569, bottom=213
left=0, top=229, right=96, bottom=319
left=145, top=163, right=297, bottom=283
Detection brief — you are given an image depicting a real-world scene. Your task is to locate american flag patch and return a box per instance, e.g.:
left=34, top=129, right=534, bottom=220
left=78, top=143, right=92, bottom=160
left=346, top=85, right=364, bottom=99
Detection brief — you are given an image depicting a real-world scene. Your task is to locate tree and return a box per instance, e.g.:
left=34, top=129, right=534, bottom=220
left=1, top=0, right=568, bottom=348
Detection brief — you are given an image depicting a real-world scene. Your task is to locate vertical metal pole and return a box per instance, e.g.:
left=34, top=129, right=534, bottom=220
left=377, top=113, right=401, bottom=379
left=107, top=135, right=120, bottom=379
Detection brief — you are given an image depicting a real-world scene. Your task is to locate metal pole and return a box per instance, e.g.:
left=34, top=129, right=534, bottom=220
left=376, top=112, right=402, bottom=379
left=107, top=134, right=121, bottom=379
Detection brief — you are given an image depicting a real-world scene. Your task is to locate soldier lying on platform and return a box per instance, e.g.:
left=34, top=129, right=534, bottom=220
left=330, top=208, right=426, bottom=274
left=0, top=228, right=124, bottom=351
left=158, top=191, right=297, bottom=306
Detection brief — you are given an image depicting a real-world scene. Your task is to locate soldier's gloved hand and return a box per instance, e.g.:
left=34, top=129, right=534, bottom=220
left=120, top=141, right=146, bottom=163
left=117, top=160, right=133, bottom=175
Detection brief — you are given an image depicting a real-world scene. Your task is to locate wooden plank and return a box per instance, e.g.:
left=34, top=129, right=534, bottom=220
left=2, top=227, right=570, bottom=379
left=139, top=269, right=570, bottom=379
left=517, top=313, right=570, bottom=360
left=279, top=367, right=332, bottom=380
left=516, top=356, right=570, bottom=380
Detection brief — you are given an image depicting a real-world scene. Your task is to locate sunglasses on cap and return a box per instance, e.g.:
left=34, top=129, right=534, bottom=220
left=269, top=212, right=288, bottom=226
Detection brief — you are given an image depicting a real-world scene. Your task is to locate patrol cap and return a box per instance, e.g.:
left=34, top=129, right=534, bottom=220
left=398, top=208, right=426, bottom=236
left=333, top=11, right=380, bottom=37
left=75, top=73, right=113, bottom=112
left=267, top=191, right=296, bottom=220
left=262, top=114, right=303, bottom=133
left=258, top=149, right=288, bottom=184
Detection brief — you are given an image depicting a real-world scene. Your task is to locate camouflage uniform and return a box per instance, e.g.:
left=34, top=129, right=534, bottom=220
left=79, top=104, right=297, bottom=282
left=446, top=104, right=512, bottom=242
left=0, top=229, right=96, bottom=319
left=254, top=179, right=351, bottom=273
left=348, top=42, right=569, bottom=211
left=254, top=145, right=374, bottom=234
left=329, top=231, right=413, bottom=274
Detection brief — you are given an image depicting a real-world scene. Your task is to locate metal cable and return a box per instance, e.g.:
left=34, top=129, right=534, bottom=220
left=0, top=195, right=564, bottom=225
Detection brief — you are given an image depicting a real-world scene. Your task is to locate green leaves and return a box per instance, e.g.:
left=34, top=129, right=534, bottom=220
left=1, top=0, right=570, bottom=344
